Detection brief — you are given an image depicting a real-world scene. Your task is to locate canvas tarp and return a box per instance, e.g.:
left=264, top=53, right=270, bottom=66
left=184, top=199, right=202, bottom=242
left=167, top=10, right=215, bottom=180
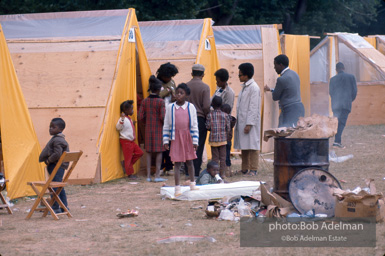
left=0, top=24, right=45, bottom=199
left=282, top=34, right=311, bottom=117
left=98, top=9, right=152, bottom=182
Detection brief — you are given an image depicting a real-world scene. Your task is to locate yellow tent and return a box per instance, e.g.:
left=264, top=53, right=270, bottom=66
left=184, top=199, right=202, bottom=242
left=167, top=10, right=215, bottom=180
left=0, top=24, right=44, bottom=199
left=196, top=19, right=220, bottom=94
left=97, top=9, right=152, bottom=182
left=1, top=9, right=151, bottom=185
left=281, top=34, right=311, bottom=117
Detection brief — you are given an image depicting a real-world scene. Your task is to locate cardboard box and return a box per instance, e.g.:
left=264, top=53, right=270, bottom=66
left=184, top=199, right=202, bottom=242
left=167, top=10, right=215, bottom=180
left=334, top=180, right=385, bottom=222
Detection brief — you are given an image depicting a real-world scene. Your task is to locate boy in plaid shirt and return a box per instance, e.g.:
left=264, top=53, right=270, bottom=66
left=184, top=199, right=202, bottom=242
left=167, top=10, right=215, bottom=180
left=206, top=96, right=230, bottom=178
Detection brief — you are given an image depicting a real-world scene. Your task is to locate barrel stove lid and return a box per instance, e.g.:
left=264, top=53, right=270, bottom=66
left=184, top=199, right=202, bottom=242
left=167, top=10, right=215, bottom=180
left=288, top=168, right=341, bottom=217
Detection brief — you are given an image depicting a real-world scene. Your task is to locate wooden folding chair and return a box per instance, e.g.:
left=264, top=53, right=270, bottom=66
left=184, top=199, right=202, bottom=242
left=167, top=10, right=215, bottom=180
left=26, top=151, right=83, bottom=220
left=0, top=179, right=12, bottom=215
left=0, top=149, right=12, bottom=214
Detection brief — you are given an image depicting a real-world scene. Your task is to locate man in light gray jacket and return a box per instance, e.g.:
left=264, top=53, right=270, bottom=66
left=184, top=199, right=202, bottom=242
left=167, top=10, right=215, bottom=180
left=264, top=54, right=305, bottom=128
left=234, top=63, right=261, bottom=176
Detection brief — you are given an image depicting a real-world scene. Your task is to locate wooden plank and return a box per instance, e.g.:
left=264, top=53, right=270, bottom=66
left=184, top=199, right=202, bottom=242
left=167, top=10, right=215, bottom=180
left=261, top=27, right=280, bottom=153
left=9, top=42, right=119, bottom=108
left=348, top=84, right=385, bottom=125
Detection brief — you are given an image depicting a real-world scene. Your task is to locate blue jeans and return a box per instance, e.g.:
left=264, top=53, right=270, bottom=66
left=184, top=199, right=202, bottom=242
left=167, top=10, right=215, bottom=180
left=47, top=163, right=67, bottom=210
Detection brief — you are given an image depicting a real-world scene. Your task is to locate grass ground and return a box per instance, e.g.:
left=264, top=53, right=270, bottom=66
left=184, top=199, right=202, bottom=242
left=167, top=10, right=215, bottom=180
left=0, top=124, right=384, bottom=256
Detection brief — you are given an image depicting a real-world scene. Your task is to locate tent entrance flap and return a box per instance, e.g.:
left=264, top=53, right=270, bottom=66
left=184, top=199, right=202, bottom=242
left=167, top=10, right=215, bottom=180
left=98, top=9, right=151, bottom=183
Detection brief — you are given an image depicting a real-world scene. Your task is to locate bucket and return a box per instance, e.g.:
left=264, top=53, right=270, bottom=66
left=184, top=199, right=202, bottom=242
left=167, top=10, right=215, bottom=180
left=273, top=137, right=329, bottom=201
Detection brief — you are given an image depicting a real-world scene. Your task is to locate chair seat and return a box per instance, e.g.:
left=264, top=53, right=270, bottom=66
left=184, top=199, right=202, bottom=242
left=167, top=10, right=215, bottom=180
left=28, top=181, right=67, bottom=188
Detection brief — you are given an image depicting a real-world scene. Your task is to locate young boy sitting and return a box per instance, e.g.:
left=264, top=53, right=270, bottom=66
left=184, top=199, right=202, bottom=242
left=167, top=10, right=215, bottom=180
left=39, top=117, right=69, bottom=214
left=196, top=161, right=223, bottom=185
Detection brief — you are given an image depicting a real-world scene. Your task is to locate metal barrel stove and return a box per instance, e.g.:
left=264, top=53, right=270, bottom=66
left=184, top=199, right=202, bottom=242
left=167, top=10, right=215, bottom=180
left=273, top=137, right=329, bottom=201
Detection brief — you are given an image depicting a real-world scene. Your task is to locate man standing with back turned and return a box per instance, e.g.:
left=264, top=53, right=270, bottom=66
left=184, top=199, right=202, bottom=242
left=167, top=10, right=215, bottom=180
left=187, top=64, right=211, bottom=177
left=264, top=54, right=305, bottom=128
left=329, top=62, right=357, bottom=149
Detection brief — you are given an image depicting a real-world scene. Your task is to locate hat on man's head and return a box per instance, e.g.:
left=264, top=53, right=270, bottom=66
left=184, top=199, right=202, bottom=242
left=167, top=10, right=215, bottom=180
left=192, top=64, right=205, bottom=72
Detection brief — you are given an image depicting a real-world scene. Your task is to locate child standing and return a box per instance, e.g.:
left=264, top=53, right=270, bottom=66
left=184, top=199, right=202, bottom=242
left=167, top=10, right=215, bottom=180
left=116, top=100, right=144, bottom=179
left=138, top=75, right=167, bottom=182
left=163, top=83, right=199, bottom=196
left=206, top=96, right=230, bottom=178
left=221, top=103, right=237, bottom=177
left=39, top=118, right=69, bottom=214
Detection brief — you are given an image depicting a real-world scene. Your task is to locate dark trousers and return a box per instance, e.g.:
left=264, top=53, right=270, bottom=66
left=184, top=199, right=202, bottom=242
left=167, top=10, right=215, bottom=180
left=47, top=163, right=67, bottom=210
left=333, top=109, right=350, bottom=144
left=226, top=140, right=232, bottom=167
left=211, top=145, right=227, bottom=177
left=193, top=116, right=207, bottom=176
left=279, top=102, right=305, bottom=128
left=161, top=141, right=174, bottom=171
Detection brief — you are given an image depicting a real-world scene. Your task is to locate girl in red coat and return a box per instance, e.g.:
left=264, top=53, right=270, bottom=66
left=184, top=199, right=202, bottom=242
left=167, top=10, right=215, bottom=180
left=139, top=76, right=167, bottom=182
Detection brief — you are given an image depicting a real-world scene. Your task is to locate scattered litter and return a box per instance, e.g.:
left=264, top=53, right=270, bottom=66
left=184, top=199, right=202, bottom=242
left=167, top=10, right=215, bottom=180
left=227, top=232, right=234, bottom=236
left=329, top=151, right=354, bottom=163
left=116, top=209, right=139, bottom=218
left=116, top=208, right=121, bottom=212
left=218, top=209, right=237, bottom=221
left=81, top=205, right=86, bottom=209
left=128, top=182, right=138, bottom=185
left=263, top=159, right=274, bottom=163
left=135, top=206, right=140, bottom=209
left=157, top=236, right=216, bottom=244
left=340, top=180, right=347, bottom=183
left=185, top=223, right=192, bottom=227
left=26, top=209, right=30, bottom=213
left=120, top=223, right=138, bottom=228
left=190, top=205, right=203, bottom=210
left=75, top=219, right=89, bottom=222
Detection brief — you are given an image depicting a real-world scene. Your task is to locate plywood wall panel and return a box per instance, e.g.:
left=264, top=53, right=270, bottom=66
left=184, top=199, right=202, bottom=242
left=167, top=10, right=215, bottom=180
left=261, top=27, right=280, bottom=153
left=29, top=108, right=105, bottom=181
left=9, top=43, right=118, bottom=108
left=310, top=83, right=330, bottom=116
left=348, top=85, right=385, bottom=125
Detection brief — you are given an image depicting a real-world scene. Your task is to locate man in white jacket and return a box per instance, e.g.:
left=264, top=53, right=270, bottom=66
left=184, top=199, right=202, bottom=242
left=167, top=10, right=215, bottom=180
left=233, top=63, right=261, bottom=176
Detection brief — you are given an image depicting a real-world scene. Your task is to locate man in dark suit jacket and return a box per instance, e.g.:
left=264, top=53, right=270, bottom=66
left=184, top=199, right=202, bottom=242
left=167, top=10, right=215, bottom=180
left=329, top=62, right=357, bottom=148
left=264, top=54, right=305, bottom=128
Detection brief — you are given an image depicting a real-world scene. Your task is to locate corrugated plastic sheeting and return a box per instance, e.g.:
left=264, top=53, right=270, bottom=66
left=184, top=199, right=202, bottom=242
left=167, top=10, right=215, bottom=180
left=214, top=28, right=262, bottom=46
left=310, top=39, right=329, bottom=83
left=139, top=20, right=203, bottom=59
left=0, top=9, right=128, bottom=39
left=378, top=36, right=385, bottom=55
left=212, top=25, right=275, bottom=49
left=338, top=34, right=374, bottom=49
left=339, top=42, right=385, bottom=82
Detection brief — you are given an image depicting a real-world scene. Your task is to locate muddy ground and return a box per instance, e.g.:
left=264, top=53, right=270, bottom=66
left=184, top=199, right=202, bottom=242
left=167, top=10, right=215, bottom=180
left=1, top=124, right=384, bottom=256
